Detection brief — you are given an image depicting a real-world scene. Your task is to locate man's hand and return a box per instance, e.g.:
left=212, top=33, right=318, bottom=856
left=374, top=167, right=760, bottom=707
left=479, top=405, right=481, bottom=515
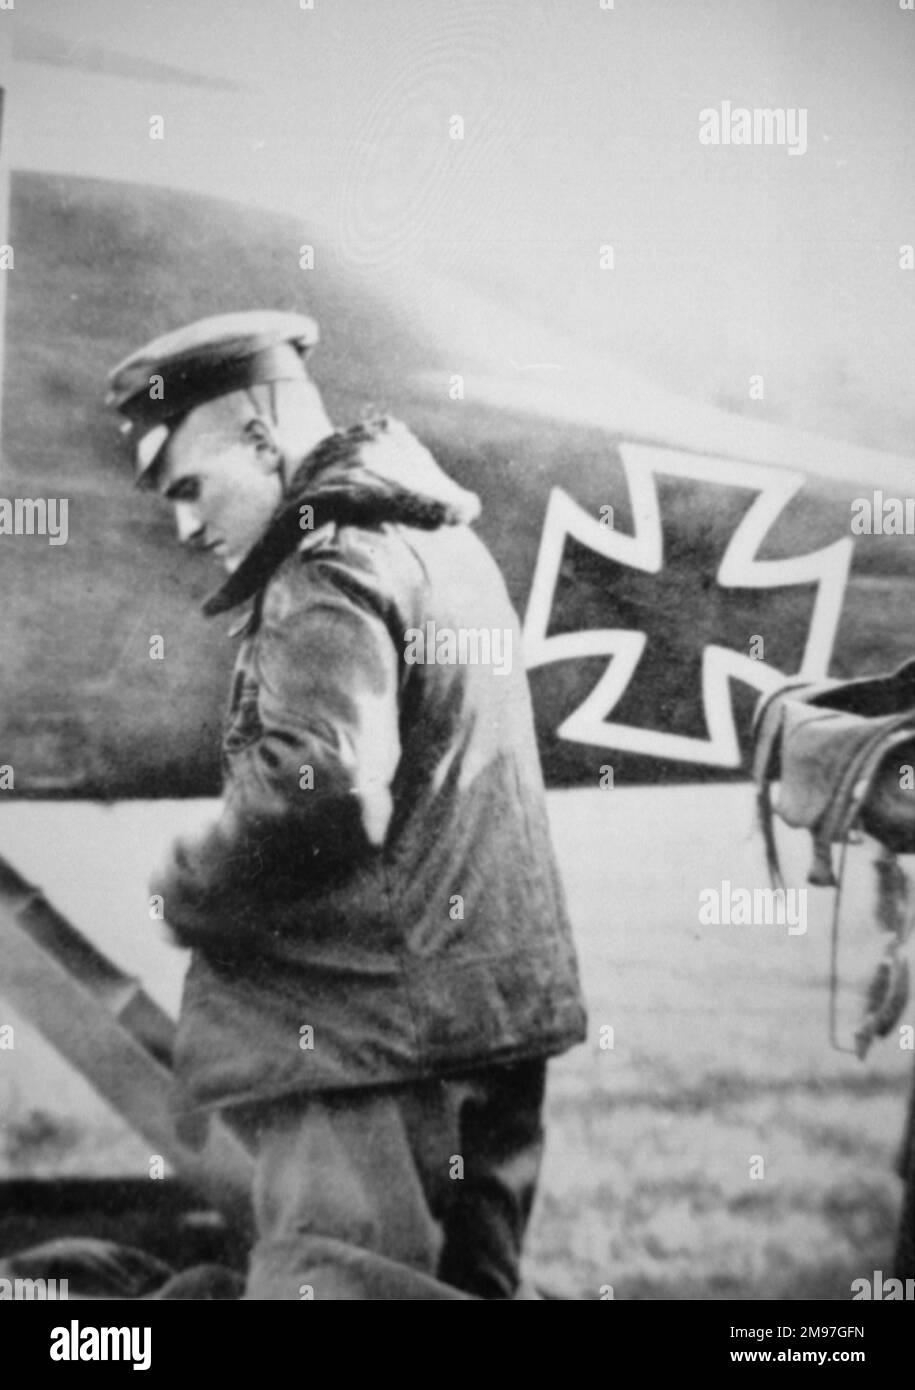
left=149, top=827, right=258, bottom=951
left=149, top=836, right=191, bottom=910
left=149, top=833, right=210, bottom=948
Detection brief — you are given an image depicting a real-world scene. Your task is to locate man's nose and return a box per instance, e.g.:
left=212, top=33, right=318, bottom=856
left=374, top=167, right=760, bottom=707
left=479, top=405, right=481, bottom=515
left=174, top=502, right=204, bottom=545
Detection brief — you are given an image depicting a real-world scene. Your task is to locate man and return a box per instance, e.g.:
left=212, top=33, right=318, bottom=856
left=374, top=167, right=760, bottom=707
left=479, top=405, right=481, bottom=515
left=107, top=310, right=587, bottom=1300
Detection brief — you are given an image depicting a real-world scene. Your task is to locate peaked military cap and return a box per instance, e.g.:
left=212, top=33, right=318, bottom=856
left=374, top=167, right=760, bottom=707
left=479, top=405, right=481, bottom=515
left=106, top=309, right=319, bottom=484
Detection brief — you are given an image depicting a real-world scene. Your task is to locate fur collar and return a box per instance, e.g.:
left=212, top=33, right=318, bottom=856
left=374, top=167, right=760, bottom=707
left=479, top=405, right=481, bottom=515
left=203, top=417, right=479, bottom=617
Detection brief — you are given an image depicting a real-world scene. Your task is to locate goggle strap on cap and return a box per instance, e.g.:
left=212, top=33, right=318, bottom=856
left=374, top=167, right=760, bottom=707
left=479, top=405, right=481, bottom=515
left=135, top=424, right=172, bottom=478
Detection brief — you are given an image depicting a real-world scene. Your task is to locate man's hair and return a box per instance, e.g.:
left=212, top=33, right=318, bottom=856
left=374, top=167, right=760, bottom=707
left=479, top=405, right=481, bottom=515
left=158, top=377, right=330, bottom=486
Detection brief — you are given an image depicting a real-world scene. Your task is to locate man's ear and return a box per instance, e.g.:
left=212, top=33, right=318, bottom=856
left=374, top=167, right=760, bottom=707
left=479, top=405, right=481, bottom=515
left=243, top=417, right=283, bottom=473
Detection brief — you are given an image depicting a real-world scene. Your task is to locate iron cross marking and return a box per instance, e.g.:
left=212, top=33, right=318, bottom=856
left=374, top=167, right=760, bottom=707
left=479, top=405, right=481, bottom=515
left=522, top=442, right=853, bottom=768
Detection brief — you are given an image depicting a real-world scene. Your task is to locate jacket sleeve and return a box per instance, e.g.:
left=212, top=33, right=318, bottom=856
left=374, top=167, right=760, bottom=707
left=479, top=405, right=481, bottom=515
left=152, top=547, right=404, bottom=943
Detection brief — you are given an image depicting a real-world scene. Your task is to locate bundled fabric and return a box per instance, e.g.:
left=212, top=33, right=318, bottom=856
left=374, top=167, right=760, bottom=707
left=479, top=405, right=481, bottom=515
left=750, top=660, right=915, bottom=1060
left=751, top=658, right=915, bottom=888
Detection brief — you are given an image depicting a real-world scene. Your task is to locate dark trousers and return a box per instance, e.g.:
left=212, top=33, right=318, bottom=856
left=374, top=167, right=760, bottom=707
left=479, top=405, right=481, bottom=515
left=232, top=1059, right=547, bottom=1300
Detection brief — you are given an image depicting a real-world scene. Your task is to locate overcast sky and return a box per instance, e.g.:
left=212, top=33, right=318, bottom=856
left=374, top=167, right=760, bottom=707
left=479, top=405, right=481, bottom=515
left=3, top=0, right=914, bottom=452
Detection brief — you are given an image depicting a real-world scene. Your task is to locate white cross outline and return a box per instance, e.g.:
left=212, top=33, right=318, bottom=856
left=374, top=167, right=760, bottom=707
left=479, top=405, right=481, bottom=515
left=521, top=442, right=854, bottom=767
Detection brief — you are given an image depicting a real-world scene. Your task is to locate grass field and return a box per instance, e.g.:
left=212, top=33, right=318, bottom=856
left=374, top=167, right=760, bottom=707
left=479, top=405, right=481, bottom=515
left=1, top=787, right=912, bottom=1300
left=533, top=787, right=913, bottom=1301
